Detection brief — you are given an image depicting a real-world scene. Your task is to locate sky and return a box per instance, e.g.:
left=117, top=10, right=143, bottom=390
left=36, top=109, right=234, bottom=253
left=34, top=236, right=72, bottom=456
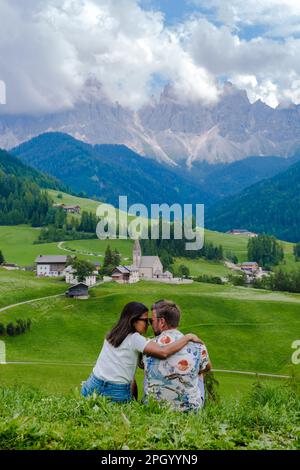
left=1, top=0, right=300, bottom=114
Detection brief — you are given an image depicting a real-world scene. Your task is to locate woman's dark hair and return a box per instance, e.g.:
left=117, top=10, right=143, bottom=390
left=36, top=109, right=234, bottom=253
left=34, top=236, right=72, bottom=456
left=106, top=302, right=148, bottom=347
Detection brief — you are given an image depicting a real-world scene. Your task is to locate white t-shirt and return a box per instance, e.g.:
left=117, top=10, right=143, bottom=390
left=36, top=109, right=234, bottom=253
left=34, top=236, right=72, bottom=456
left=93, top=332, right=149, bottom=384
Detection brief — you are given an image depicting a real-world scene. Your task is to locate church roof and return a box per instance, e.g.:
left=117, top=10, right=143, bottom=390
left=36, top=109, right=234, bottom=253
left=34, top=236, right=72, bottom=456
left=139, top=256, right=162, bottom=268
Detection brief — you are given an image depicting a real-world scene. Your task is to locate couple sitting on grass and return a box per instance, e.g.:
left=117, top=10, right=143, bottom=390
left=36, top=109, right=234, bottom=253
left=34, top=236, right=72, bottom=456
left=82, top=300, right=211, bottom=412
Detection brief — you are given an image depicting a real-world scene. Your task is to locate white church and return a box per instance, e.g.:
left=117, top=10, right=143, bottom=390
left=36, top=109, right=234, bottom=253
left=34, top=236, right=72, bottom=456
left=111, top=239, right=173, bottom=284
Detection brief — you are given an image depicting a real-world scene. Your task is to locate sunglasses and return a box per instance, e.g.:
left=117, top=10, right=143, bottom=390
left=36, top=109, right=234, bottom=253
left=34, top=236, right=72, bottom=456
left=137, top=318, right=154, bottom=325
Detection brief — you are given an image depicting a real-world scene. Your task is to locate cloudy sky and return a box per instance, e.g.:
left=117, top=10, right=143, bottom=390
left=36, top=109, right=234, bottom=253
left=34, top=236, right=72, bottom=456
left=0, top=0, right=300, bottom=114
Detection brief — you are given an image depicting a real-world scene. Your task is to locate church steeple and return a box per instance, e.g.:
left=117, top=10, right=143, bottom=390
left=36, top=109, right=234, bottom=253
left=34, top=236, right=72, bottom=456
left=133, top=239, right=141, bottom=267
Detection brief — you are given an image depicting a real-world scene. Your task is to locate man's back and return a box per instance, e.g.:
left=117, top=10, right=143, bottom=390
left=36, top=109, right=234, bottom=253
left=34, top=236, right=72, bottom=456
left=143, top=329, right=209, bottom=412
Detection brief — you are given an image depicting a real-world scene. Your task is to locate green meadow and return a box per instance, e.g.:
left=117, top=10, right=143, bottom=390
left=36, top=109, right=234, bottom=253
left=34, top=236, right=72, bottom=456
left=0, top=191, right=299, bottom=408
left=0, top=269, right=66, bottom=309
left=0, top=272, right=299, bottom=400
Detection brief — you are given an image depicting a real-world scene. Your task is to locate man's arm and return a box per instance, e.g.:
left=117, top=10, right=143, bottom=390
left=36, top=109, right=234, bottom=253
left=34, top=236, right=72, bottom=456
left=144, top=334, right=203, bottom=359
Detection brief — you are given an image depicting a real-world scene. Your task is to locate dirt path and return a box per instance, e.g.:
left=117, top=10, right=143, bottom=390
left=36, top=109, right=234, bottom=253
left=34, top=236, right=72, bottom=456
left=0, top=293, right=65, bottom=314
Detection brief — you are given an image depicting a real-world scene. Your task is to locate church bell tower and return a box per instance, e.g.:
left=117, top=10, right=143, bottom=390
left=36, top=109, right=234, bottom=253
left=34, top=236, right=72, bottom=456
left=133, top=239, right=141, bottom=268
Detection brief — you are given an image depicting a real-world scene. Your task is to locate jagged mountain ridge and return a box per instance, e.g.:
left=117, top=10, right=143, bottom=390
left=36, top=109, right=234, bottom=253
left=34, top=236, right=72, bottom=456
left=1, top=82, right=300, bottom=166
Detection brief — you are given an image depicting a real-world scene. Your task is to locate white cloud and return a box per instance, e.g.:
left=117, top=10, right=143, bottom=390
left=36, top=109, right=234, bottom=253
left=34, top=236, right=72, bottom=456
left=182, top=17, right=300, bottom=107
left=190, top=0, right=300, bottom=37
left=0, top=0, right=218, bottom=114
left=0, top=0, right=300, bottom=114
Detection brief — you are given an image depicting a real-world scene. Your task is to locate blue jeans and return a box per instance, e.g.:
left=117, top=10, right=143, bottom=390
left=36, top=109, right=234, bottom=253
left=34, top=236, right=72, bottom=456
left=81, top=373, right=132, bottom=403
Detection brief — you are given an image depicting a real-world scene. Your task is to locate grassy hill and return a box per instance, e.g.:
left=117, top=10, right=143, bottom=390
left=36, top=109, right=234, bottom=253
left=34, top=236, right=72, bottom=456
left=0, top=262, right=299, bottom=450
left=0, top=273, right=299, bottom=399
left=0, top=269, right=66, bottom=309
left=0, top=383, right=298, bottom=450
left=0, top=222, right=298, bottom=278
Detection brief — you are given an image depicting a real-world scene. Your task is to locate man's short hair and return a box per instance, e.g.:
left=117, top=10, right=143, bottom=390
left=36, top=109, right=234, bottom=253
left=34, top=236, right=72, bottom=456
left=154, top=300, right=181, bottom=328
left=151, top=299, right=165, bottom=311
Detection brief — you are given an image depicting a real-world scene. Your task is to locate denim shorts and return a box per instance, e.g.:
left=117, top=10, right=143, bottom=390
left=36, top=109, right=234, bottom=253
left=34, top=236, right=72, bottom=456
left=81, top=373, right=132, bottom=403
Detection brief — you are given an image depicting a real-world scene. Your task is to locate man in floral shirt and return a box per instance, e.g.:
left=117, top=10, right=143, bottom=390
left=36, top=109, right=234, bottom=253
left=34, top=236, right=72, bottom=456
left=143, top=300, right=211, bottom=412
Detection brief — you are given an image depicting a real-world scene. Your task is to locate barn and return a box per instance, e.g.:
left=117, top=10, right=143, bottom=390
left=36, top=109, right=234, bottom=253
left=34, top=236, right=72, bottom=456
left=66, top=283, right=89, bottom=299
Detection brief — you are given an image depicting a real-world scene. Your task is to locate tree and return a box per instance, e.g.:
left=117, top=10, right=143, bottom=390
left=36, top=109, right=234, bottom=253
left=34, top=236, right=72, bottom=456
left=294, top=242, right=300, bottom=261
left=112, top=249, right=121, bottom=267
left=70, top=258, right=95, bottom=283
left=177, top=264, right=190, bottom=278
left=248, top=234, right=284, bottom=269
left=0, top=250, right=5, bottom=265
left=225, top=250, right=238, bottom=264
left=229, top=272, right=247, bottom=286
left=6, top=323, right=16, bottom=336
left=103, top=245, right=113, bottom=267
left=101, top=245, right=121, bottom=275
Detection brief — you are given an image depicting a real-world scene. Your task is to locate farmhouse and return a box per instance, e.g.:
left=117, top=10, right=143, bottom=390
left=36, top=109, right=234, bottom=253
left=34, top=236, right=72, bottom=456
left=53, top=204, right=81, bottom=214
left=35, top=255, right=68, bottom=277
left=227, top=229, right=258, bottom=237
left=239, top=261, right=259, bottom=273
left=111, top=265, right=139, bottom=284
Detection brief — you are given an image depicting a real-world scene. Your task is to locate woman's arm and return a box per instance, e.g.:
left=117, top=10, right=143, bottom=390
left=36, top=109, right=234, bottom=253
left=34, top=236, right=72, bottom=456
left=144, top=334, right=202, bottom=359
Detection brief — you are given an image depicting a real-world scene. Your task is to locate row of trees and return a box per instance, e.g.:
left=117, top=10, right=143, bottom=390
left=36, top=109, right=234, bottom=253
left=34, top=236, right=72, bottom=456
left=140, top=237, right=223, bottom=262
left=195, top=274, right=224, bottom=285
left=0, top=319, right=32, bottom=337
left=38, top=209, right=100, bottom=243
left=0, top=173, right=51, bottom=227
left=248, top=235, right=284, bottom=268
left=253, top=269, right=300, bottom=293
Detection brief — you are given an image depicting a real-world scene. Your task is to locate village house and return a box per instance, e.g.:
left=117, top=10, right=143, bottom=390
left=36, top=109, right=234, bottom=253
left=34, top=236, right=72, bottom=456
left=111, top=240, right=174, bottom=284
left=53, top=203, right=81, bottom=214
left=64, top=265, right=98, bottom=287
left=35, top=255, right=68, bottom=277
left=66, top=283, right=89, bottom=300
left=111, top=265, right=139, bottom=284
left=227, top=229, right=258, bottom=237
left=239, top=261, right=259, bottom=274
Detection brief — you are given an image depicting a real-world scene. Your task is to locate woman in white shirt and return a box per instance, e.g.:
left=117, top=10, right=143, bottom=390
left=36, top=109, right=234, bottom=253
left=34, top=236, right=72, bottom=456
left=82, top=301, right=201, bottom=403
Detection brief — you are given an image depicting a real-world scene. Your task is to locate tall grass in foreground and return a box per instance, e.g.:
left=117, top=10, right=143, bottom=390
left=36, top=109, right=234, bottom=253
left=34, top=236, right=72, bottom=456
left=0, top=382, right=299, bottom=450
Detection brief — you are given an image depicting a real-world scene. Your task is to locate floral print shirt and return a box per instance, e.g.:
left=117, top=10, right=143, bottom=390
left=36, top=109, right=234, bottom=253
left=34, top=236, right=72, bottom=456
left=143, top=329, right=209, bottom=412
